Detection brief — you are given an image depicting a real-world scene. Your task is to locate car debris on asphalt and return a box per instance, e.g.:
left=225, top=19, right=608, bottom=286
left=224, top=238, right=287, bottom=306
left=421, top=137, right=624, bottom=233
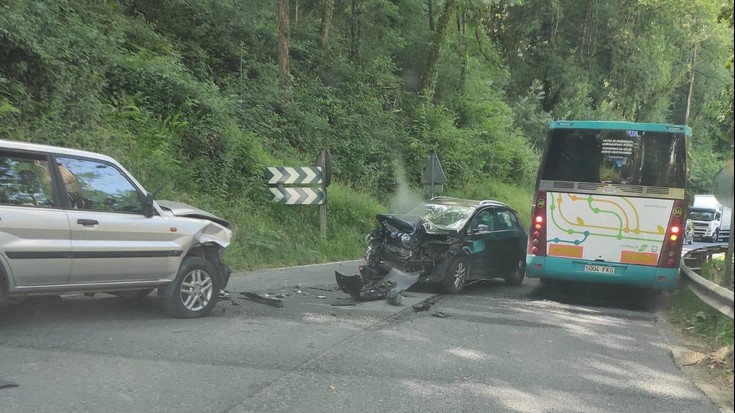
left=336, top=267, right=419, bottom=304
left=412, top=302, right=432, bottom=312
left=239, top=292, right=284, bottom=308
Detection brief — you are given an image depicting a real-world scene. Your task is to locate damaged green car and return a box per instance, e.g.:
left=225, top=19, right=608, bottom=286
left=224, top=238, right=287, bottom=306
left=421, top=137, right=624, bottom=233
left=336, top=197, right=528, bottom=302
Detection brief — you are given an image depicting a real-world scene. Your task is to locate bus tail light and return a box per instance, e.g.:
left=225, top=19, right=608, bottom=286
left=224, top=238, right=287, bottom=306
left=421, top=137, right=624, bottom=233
left=658, top=200, right=686, bottom=268
left=528, top=191, right=547, bottom=256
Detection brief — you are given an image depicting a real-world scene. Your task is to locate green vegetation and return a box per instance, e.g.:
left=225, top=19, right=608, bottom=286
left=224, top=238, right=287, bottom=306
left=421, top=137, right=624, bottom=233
left=671, top=258, right=734, bottom=347
left=1, top=0, right=733, bottom=270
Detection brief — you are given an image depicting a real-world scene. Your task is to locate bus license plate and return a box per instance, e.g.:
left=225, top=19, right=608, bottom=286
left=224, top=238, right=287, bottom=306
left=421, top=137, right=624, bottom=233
left=584, top=265, right=615, bottom=274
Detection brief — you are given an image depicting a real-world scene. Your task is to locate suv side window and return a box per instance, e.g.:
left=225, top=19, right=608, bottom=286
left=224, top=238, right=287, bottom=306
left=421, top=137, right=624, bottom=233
left=57, top=157, right=143, bottom=213
left=494, top=210, right=515, bottom=231
left=0, top=151, right=56, bottom=208
left=473, top=209, right=494, bottom=232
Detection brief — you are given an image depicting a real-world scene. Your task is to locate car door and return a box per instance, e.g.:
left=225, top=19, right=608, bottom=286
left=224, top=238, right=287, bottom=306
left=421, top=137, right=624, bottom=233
left=55, top=155, right=183, bottom=284
left=0, top=150, right=72, bottom=286
left=491, top=208, right=525, bottom=274
left=466, top=208, right=502, bottom=278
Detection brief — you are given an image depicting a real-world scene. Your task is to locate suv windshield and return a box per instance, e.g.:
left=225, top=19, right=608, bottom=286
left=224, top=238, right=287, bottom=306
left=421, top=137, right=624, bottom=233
left=409, top=203, right=475, bottom=230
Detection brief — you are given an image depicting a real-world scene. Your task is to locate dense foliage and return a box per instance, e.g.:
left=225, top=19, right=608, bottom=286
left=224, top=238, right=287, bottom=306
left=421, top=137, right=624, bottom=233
left=1, top=0, right=733, bottom=269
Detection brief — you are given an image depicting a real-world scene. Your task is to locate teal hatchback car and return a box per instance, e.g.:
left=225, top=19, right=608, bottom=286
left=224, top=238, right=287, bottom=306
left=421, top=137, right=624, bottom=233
left=337, top=197, right=528, bottom=299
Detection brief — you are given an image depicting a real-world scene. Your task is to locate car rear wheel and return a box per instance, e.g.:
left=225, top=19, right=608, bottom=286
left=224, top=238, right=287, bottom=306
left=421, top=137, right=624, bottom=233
left=162, top=257, right=221, bottom=318
left=504, top=258, right=526, bottom=286
left=442, top=256, right=469, bottom=294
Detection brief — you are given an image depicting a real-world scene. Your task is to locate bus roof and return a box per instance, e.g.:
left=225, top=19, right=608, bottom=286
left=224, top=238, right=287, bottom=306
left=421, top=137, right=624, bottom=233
left=549, top=120, right=692, bottom=136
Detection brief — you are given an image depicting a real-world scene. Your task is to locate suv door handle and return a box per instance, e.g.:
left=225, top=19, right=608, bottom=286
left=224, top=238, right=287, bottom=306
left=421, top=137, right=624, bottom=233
left=77, top=219, right=99, bottom=226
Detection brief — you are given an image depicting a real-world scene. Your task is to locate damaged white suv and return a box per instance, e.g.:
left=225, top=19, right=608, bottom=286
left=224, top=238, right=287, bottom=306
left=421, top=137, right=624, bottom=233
left=0, top=140, right=232, bottom=318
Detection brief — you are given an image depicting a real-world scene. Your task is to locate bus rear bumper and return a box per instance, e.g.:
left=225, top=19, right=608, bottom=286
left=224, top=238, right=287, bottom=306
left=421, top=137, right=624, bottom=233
left=525, top=255, right=678, bottom=291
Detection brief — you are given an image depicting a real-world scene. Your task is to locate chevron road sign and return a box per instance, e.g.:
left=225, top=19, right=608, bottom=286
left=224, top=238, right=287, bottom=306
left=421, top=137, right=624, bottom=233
left=266, top=166, right=323, bottom=185
left=269, top=187, right=326, bottom=205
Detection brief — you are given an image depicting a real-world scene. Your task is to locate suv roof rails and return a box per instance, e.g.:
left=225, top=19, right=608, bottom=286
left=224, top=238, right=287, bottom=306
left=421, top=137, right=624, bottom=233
left=430, top=196, right=460, bottom=201
left=479, top=199, right=510, bottom=207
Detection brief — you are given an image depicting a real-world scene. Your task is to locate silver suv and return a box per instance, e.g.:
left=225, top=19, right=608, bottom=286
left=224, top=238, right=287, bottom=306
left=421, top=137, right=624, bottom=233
left=0, top=140, right=232, bottom=318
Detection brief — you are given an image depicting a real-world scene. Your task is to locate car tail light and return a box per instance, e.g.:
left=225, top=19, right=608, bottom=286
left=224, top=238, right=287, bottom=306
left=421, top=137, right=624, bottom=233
left=658, top=200, right=685, bottom=268
left=527, top=191, right=547, bottom=256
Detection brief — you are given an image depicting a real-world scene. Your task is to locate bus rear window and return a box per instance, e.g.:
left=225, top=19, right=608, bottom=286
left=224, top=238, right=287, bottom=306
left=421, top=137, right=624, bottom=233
left=540, top=129, right=686, bottom=187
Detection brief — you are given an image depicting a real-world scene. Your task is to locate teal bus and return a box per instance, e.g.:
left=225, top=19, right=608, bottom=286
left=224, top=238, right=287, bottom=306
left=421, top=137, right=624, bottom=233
left=525, top=121, right=691, bottom=290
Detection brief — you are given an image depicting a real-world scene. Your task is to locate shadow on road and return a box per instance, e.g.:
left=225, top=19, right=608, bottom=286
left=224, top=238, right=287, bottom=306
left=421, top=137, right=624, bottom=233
left=425, top=276, right=669, bottom=315
left=0, top=294, right=167, bottom=326
left=527, top=280, right=668, bottom=313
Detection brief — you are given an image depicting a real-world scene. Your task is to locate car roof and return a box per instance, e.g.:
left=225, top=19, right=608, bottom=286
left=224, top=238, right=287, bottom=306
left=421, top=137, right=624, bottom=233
left=427, top=196, right=513, bottom=211
left=0, top=139, right=117, bottom=163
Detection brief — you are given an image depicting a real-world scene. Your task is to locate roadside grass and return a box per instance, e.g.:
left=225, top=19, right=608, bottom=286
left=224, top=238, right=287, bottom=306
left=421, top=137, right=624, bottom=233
left=185, top=177, right=534, bottom=272
left=670, top=258, right=734, bottom=348
left=205, top=184, right=384, bottom=271
left=449, top=178, right=535, bottom=228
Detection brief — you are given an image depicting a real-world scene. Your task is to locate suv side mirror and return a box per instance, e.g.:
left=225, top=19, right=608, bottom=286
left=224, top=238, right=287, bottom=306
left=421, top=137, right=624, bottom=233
left=142, top=192, right=155, bottom=218
left=474, top=224, right=489, bottom=234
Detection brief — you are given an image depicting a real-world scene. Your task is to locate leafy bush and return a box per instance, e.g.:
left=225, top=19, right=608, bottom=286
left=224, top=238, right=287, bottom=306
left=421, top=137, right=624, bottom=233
left=671, top=284, right=735, bottom=347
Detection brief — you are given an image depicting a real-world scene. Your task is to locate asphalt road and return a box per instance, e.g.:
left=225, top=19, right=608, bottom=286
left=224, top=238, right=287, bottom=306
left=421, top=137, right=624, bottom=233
left=0, top=259, right=723, bottom=413
left=683, top=239, right=726, bottom=254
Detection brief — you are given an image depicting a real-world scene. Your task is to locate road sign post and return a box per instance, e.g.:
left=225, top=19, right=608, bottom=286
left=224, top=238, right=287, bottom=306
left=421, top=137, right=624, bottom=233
left=266, top=150, right=332, bottom=236
left=713, top=160, right=734, bottom=288
left=421, top=152, right=447, bottom=198
left=315, top=150, right=332, bottom=236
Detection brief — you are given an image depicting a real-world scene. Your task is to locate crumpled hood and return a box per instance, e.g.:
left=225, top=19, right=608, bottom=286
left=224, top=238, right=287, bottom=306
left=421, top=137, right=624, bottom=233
left=376, top=214, right=457, bottom=236
left=376, top=214, right=425, bottom=234
left=156, top=200, right=230, bottom=228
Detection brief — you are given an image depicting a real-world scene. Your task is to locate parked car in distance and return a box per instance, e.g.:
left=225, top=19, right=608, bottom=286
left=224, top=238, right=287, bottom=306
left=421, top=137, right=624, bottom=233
left=337, top=197, right=528, bottom=298
left=0, top=139, right=232, bottom=318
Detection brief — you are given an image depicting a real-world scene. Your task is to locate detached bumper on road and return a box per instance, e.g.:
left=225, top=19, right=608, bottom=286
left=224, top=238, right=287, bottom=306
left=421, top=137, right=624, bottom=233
left=336, top=266, right=420, bottom=303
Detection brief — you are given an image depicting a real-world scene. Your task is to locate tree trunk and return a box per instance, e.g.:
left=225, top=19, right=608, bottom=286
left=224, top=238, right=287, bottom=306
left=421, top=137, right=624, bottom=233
left=428, top=0, right=435, bottom=31
left=581, top=0, right=597, bottom=67
left=278, top=0, right=290, bottom=90
left=320, top=0, right=334, bottom=50
left=457, top=7, right=468, bottom=92
left=684, top=42, right=698, bottom=125
left=421, top=0, right=455, bottom=97
left=541, top=2, right=560, bottom=111
left=349, top=0, right=360, bottom=61
left=294, top=0, right=299, bottom=27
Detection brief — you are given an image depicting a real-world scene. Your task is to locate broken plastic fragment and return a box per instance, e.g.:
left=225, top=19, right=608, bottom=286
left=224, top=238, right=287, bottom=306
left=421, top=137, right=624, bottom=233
left=239, top=292, right=284, bottom=308
left=335, top=267, right=420, bottom=303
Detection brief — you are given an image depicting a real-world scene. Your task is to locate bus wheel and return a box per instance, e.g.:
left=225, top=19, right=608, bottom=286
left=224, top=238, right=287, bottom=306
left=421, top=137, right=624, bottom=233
left=504, top=258, right=526, bottom=286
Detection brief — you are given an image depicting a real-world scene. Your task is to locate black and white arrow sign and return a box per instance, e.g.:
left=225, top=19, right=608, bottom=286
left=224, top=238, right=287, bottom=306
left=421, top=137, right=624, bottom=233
left=266, top=166, right=323, bottom=185
left=269, top=187, right=326, bottom=205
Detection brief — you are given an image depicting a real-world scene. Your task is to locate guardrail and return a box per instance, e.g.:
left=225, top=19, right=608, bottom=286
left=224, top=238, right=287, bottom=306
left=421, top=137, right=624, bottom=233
left=680, top=245, right=734, bottom=319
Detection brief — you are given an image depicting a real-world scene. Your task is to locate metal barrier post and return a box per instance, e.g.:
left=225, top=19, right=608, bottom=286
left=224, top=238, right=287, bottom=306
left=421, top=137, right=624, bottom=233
left=726, top=230, right=734, bottom=289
